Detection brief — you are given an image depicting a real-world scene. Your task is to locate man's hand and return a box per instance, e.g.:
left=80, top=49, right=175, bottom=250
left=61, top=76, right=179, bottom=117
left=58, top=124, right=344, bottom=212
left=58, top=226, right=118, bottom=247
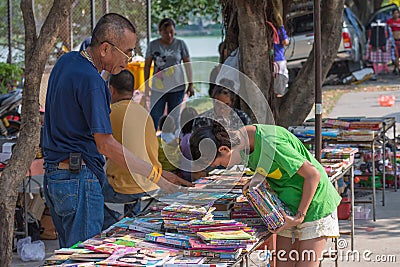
left=157, top=170, right=194, bottom=194
left=140, top=95, right=149, bottom=111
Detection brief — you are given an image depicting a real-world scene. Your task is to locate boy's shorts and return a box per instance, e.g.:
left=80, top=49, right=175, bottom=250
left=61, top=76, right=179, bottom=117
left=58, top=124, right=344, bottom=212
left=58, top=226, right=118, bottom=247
left=278, top=210, right=339, bottom=241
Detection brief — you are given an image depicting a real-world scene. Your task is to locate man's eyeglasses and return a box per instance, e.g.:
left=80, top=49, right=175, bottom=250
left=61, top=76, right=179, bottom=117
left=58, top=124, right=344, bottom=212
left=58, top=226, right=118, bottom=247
left=102, top=41, right=133, bottom=63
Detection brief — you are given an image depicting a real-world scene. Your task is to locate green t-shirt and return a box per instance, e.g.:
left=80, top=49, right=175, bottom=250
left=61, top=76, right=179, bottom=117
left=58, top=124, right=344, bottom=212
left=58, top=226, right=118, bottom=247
left=244, top=124, right=341, bottom=222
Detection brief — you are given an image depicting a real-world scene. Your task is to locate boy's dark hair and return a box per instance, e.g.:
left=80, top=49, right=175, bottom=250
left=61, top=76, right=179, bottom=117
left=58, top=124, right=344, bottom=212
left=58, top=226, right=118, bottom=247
left=180, top=107, right=198, bottom=135
left=109, top=70, right=135, bottom=93
left=158, top=115, right=176, bottom=133
left=190, top=122, right=239, bottom=162
left=91, top=13, right=136, bottom=47
left=158, top=18, right=176, bottom=31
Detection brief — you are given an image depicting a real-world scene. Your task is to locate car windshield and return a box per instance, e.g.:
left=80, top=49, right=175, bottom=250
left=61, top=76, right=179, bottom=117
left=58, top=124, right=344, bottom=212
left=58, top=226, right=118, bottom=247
left=288, top=13, right=314, bottom=35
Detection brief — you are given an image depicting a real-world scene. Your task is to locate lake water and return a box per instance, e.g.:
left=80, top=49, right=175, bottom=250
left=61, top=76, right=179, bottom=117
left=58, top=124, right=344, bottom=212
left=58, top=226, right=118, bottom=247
left=147, top=36, right=223, bottom=97
left=180, top=36, right=223, bottom=58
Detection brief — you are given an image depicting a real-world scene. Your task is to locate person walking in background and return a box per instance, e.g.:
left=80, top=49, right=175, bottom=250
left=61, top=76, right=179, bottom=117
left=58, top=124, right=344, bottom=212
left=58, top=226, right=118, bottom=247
left=271, top=13, right=290, bottom=97
left=366, top=20, right=395, bottom=75
left=43, top=13, right=191, bottom=248
left=144, top=18, right=194, bottom=130
left=386, top=8, right=400, bottom=74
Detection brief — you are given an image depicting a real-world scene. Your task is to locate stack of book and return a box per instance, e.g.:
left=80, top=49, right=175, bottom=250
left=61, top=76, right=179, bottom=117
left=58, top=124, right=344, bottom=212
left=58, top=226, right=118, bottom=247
left=161, top=204, right=215, bottom=231
left=195, top=230, right=256, bottom=250
left=128, top=217, right=164, bottom=234
left=338, top=129, right=376, bottom=141
left=244, top=180, right=291, bottom=230
left=288, top=126, right=339, bottom=140
left=175, top=219, right=252, bottom=260
left=321, top=158, right=351, bottom=178
left=191, top=176, right=251, bottom=194
left=321, top=147, right=358, bottom=164
left=230, top=195, right=265, bottom=229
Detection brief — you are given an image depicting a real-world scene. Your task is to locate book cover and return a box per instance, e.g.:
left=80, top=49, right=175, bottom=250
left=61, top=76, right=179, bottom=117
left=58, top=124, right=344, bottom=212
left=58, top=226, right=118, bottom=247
left=189, top=238, right=246, bottom=250
left=85, top=243, right=125, bottom=254
left=97, top=247, right=170, bottom=267
left=43, top=254, right=71, bottom=264
left=68, top=253, right=109, bottom=262
left=145, top=232, right=192, bottom=248
left=54, top=248, right=93, bottom=255
left=130, top=217, right=164, bottom=231
left=165, top=255, right=206, bottom=264
left=197, top=230, right=253, bottom=241
left=184, top=248, right=242, bottom=260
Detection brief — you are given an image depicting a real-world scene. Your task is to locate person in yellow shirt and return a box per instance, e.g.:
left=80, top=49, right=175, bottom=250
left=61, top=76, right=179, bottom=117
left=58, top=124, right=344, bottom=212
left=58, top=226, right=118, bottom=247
left=102, top=70, right=191, bottom=227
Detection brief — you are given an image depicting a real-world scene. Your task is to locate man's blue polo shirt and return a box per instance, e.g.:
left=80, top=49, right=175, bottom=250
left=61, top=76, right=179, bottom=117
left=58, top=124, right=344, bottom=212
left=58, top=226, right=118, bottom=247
left=43, top=51, right=112, bottom=181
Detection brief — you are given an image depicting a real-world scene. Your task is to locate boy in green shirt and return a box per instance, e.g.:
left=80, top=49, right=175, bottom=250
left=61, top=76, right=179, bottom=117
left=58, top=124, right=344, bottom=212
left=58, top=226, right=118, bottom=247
left=190, top=123, right=341, bottom=266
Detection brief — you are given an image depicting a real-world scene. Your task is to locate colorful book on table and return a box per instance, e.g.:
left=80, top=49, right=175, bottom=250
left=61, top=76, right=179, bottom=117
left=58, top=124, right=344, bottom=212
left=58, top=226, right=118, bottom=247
left=97, top=247, right=170, bottom=267
left=145, top=232, right=192, bottom=248
left=196, top=230, right=253, bottom=241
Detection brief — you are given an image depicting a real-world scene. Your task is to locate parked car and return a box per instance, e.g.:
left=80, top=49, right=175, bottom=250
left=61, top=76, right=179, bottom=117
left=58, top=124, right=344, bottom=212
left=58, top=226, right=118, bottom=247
left=285, top=6, right=366, bottom=80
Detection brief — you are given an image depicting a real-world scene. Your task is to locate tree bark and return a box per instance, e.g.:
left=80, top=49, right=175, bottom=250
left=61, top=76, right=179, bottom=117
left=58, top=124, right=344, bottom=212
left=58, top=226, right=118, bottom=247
left=351, top=0, right=383, bottom=24
left=223, top=0, right=344, bottom=127
left=277, top=0, right=344, bottom=127
left=235, top=0, right=275, bottom=124
left=0, top=1, right=74, bottom=265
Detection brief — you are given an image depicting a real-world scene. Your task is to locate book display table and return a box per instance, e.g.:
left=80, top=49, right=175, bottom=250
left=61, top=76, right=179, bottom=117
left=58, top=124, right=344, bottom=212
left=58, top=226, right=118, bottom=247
left=43, top=172, right=276, bottom=267
left=328, top=162, right=355, bottom=250
left=290, top=116, right=398, bottom=221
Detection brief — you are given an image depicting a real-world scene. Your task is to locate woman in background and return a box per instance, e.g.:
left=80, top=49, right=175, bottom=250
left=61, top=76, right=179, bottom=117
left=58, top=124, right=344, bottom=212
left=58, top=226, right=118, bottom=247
left=144, top=18, right=194, bottom=130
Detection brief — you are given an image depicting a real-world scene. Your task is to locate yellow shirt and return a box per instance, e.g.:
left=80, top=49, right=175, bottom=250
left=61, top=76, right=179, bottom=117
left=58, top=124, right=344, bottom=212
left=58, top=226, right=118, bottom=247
left=106, top=100, right=160, bottom=194
left=381, top=0, right=400, bottom=7
left=157, top=137, right=181, bottom=172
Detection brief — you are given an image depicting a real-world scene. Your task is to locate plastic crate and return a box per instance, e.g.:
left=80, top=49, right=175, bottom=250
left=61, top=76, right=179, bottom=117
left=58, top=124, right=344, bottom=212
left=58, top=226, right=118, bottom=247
left=337, top=197, right=351, bottom=220
left=353, top=206, right=371, bottom=220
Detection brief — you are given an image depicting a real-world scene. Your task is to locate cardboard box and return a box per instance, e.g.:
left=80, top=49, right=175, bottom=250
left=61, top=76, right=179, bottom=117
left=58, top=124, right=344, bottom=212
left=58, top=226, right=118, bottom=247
left=19, top=193, right=46, bottom=220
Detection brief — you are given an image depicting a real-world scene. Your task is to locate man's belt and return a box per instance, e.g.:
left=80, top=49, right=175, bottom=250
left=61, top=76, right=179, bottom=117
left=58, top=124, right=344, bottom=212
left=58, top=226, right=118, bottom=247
left=58, top=158, right=86, bottom=170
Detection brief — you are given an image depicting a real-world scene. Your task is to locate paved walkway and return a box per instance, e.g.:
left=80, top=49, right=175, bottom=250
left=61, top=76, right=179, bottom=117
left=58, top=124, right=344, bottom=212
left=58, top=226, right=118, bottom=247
left=329, top=89, right=400, bottom=137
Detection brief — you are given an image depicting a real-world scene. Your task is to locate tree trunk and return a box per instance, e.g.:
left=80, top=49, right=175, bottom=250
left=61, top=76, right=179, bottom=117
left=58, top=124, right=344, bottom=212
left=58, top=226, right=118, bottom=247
left=0, top=1, right=74, bottom=265
left=222, top=0, right=344, bottom=127
left=235, top=0, right=275, bottom=124
left=277, top=0, right=344, bottom=127
left=351, top=0, right=383, bottom=24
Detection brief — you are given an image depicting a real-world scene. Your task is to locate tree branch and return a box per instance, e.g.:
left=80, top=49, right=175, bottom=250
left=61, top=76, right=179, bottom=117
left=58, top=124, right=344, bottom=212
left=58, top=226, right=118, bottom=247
left=20, top=0, right=37, bottom=60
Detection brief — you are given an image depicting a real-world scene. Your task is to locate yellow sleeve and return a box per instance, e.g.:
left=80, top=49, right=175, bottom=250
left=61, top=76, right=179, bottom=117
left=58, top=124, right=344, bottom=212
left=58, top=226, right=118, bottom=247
left=145, top=115, right=162, bottom=169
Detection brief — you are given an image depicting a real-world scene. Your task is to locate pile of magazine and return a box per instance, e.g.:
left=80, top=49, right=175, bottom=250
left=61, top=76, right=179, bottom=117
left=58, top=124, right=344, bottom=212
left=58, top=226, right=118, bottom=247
left=244, top=179, right=292, bottom=230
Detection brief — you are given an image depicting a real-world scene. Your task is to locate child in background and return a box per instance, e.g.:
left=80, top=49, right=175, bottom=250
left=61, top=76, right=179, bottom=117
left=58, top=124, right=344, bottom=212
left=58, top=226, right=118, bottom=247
left=158, top=115, right=180, bottom=173
left=272, top=14, right=290, bottom=97
left=178, top=107, right=198, bottom=182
